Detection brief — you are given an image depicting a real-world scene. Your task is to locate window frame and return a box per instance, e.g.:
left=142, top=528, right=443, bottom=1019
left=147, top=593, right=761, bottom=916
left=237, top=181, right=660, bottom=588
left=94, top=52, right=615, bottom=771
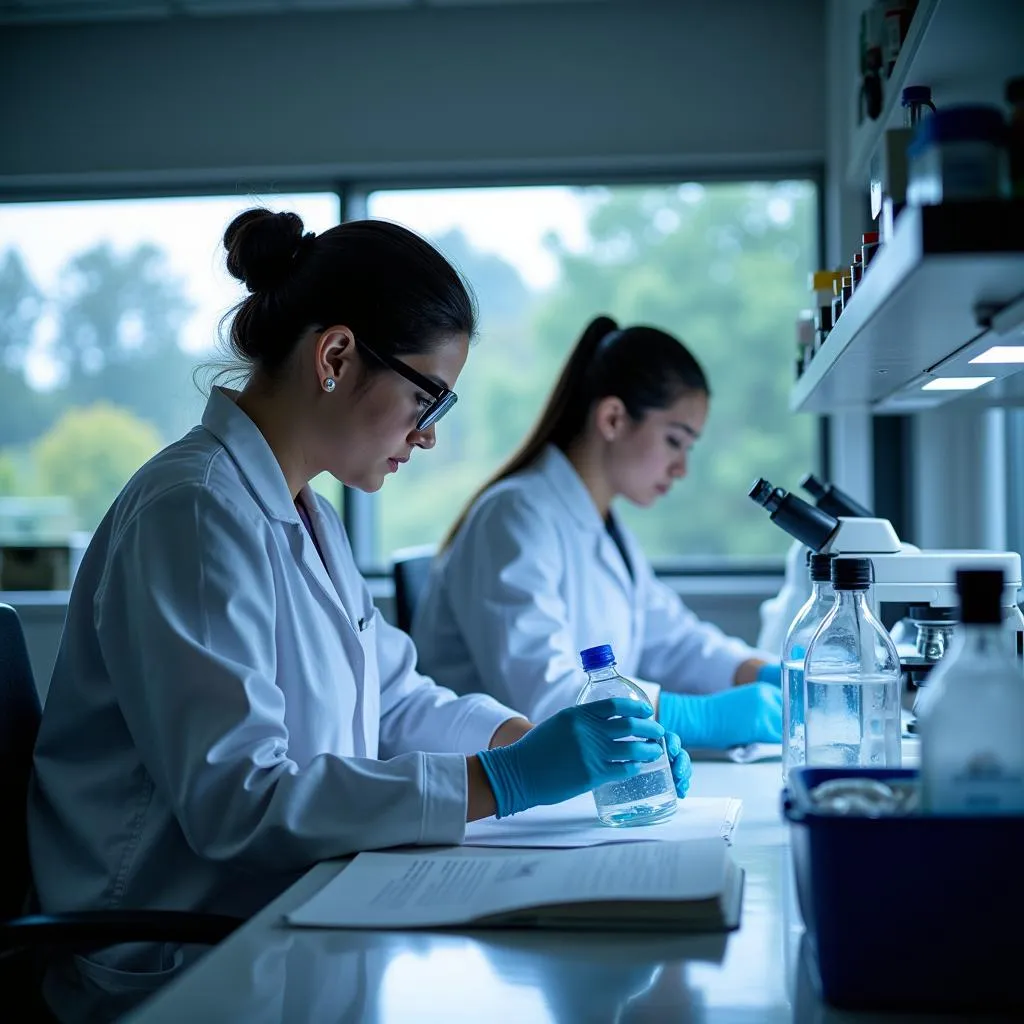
left=343, top=167, right=827, bottom=579
left=0, top=165, right=826, bottom=581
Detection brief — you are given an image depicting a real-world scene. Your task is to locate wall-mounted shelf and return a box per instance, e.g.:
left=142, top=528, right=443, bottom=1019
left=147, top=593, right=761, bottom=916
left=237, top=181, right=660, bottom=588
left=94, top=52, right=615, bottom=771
left=791, top=200, right=1024, bottom=414
left=846, top=0, right=1024, bottom=189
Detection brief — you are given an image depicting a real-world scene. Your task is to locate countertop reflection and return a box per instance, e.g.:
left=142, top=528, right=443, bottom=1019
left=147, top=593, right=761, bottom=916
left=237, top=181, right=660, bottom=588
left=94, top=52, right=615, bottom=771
left=125, top=758, right=1017, bottom=1024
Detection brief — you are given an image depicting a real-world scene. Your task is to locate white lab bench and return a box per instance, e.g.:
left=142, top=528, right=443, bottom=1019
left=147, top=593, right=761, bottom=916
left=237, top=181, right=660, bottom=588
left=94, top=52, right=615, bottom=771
left=121, top=747, right=1008, bottom=1024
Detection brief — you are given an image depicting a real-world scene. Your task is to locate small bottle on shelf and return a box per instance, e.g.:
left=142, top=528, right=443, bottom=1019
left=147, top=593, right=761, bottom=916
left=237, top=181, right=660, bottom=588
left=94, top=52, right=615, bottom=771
left=809, top=271, right=841, bottom=355
left=907, top=105, right=1011, bottom=205
left=861, top=231, right=881, bottom=272
left=796, top=310, right=815, bottom=377
left=839, top=273, right=853, bottom=313
left=831, top=275, right=844, bottom=327
left=850, top=251, right=864, bottom=292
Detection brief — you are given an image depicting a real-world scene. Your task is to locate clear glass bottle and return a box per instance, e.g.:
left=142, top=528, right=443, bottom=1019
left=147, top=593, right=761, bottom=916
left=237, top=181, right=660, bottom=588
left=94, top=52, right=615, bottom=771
left=781, top=552, right=835, bottom=783
left=803, top=557, right=902, bottom=769
left=576, top=644, right=676, bottom=827
left=919, top=570, right=1024, bottom=814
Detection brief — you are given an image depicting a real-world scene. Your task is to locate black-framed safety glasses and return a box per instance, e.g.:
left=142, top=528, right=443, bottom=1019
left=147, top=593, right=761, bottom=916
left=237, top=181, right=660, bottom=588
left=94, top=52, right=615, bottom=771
left=356, top=338, right=458, bottom=432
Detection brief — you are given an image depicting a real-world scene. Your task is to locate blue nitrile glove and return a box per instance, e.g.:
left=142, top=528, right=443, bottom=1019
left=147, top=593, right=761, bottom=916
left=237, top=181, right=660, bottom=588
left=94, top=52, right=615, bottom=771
left=665, top=730, right=692, bottom=798
left=476, top=697, right=666, bottom=818
left=659, top=684, right=783, bottom=750
left=756, top=662, right=782, bottom=687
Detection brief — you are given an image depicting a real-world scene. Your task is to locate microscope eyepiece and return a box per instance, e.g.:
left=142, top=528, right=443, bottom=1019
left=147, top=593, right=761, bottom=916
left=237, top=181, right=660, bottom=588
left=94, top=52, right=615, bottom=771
left=800, top=473, right=827, bottom=500
left=748, top=477, right=840, bottom=552
left=800, top=472, right=875, bottom=519
left=748, top=478, right=782, bottom=512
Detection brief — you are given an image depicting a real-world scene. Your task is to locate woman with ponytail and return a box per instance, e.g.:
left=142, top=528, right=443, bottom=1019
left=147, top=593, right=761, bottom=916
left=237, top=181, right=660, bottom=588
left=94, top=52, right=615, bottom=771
left=413, top=316, right=783, bottom=752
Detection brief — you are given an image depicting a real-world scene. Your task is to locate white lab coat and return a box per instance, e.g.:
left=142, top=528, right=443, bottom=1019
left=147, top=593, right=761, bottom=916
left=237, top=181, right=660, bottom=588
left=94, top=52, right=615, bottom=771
left=27, top=387, right=516, bottom=1004
left=413, top=445, right=767, bottom=724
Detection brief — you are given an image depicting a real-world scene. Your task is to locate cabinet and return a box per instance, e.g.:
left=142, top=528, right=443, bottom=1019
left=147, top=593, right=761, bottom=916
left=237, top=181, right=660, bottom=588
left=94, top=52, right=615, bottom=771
left=799, top=0, right=1024, bottom=413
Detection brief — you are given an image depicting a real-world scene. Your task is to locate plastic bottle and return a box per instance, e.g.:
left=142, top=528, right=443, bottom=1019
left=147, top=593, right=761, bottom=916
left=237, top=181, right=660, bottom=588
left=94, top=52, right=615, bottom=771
left=781, top=552, right=835, bottom=782
left=576, top=644, right=676, bottom=827
left=919, top=569, right=1024, bottom=814
left=902, top=84, right=936, bottom=129
left=803, top=557, right=902, bottom=769
left=907, top=105, right=1010, bottom=205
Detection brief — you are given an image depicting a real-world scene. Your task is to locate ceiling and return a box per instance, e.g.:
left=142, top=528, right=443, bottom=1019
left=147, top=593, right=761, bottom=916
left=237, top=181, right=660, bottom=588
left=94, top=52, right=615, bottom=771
left=0, top=0, right=609, bottom=26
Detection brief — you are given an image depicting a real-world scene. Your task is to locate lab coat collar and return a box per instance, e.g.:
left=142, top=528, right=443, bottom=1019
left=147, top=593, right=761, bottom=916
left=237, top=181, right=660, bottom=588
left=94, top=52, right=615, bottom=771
left=201, top=387, right=301, bottom=524
left=535, top=445, right=634, bottom=596
left=535, top=445, right=606, bottom=534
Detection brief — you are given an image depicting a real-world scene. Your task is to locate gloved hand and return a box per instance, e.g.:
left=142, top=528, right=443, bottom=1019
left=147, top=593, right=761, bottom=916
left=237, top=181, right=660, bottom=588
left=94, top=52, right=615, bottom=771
left=659, top=684, right=783, bottom=750
left=665, top=730, right=692, bottom=798
left=756, top=662, right=782, bottom=687
left=476, top=697, right=666, bottom=818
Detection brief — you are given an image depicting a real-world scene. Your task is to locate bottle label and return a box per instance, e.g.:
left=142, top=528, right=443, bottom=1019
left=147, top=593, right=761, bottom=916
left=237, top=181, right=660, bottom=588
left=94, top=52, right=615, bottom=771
left=930, top=754, right=1024, bottom=813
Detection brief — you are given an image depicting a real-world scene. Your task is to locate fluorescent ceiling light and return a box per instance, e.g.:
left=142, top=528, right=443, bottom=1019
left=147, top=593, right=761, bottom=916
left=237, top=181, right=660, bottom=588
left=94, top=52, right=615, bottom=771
left=922, top=377, right=995, bottom=391
left=969, top=346, right=1024, bottom=364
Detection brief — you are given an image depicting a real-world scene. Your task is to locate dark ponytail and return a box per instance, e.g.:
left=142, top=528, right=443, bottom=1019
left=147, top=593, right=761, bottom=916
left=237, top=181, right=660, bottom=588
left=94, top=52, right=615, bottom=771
left=441, top=314, right=710, bottom=548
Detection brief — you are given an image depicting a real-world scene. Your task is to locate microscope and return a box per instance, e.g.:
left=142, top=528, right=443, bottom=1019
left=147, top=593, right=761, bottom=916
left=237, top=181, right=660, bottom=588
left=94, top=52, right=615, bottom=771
left=749, top=477, right=1024, bottom=723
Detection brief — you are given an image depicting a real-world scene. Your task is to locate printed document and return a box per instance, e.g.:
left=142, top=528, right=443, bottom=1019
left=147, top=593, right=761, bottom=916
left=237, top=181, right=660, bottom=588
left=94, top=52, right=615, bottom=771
left=288, top=838, right=742, bottom=931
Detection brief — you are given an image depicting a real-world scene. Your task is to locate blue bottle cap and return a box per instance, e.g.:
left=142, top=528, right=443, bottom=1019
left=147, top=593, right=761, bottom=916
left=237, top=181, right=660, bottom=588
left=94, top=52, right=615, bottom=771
left=580, top=644, right=616, bottom=671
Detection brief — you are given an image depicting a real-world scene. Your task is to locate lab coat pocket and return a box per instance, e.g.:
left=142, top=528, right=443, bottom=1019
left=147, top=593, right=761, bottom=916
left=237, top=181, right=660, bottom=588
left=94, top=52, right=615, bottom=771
left=356, top=609, right=381, bottom=757
left=72, top=943, right=185, bottom=995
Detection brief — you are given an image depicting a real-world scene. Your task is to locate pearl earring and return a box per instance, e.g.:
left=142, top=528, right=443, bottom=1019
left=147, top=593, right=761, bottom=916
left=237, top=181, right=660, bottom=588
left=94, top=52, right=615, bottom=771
left=322, top=378, right=336, bottom=393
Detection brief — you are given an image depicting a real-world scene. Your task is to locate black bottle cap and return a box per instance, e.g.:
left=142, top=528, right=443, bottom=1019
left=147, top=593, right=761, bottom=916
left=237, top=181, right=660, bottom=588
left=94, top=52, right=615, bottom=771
left=956, top=568, right=1004, bottom=625
left=832, top=557, right=873, bottom=590
left=809, top=553, right=835, bottom=583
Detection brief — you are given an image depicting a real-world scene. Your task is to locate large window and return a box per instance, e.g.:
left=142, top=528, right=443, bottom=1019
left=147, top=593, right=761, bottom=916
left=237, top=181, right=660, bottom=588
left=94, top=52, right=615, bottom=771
left=366, top=181, right=818, bottom=570
left=0, top=181, right=819, bottom=579
left=0, top=192, right=340, bottom=549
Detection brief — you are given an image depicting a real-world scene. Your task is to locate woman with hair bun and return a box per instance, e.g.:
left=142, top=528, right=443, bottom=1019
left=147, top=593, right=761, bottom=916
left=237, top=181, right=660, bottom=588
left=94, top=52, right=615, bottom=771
left=28, top=213, right=687, bottom=1017
left=415, top=315, right=783, bottom=752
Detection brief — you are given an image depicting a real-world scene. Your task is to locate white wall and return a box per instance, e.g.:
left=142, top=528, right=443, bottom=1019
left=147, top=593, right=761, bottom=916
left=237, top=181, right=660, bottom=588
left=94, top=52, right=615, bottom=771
left=0, top=0, right=825, bottom=191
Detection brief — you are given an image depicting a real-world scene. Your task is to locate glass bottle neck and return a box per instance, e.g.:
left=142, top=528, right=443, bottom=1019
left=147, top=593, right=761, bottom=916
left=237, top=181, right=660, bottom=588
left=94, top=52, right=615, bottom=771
left=586, top=664, right=619, bottom=682
left=957, top=622, right=1010, bottom=659
left=811, top=581, right=834, bottom=603
left=834, top=588, right=871, bottom=613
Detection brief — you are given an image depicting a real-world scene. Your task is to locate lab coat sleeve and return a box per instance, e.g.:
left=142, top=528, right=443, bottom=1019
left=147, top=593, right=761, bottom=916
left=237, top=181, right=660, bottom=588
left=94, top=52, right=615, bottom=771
left=374, top=608, right=521, bottom=759
left=95, top=485, right=470, bottom=872
left=444, top=491, right=586, bottom=724
left=636, top=566, right=770, bottom=694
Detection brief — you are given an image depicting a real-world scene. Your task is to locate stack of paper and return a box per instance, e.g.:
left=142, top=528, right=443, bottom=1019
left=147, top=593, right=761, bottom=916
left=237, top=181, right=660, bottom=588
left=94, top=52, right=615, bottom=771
left=288, top=838, right=743, bottom=933
left=462, top=794, right=742, bottom=848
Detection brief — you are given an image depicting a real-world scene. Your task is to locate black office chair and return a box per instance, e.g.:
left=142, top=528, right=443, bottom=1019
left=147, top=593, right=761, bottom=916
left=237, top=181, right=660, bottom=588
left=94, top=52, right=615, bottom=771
left=0, top=604, right=242, bottom=1015
left=390, top=545, right=438, bottom=634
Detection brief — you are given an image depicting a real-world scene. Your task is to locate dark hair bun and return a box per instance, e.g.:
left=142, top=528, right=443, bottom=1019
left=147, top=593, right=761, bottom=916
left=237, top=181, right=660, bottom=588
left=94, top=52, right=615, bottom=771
left=224, top=208, right=306, bottom=293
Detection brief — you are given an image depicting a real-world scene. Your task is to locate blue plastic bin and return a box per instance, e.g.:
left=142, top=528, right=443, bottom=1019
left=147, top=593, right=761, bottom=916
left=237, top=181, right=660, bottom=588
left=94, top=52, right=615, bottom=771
left=783, top=766, right=1024, bottom=1013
